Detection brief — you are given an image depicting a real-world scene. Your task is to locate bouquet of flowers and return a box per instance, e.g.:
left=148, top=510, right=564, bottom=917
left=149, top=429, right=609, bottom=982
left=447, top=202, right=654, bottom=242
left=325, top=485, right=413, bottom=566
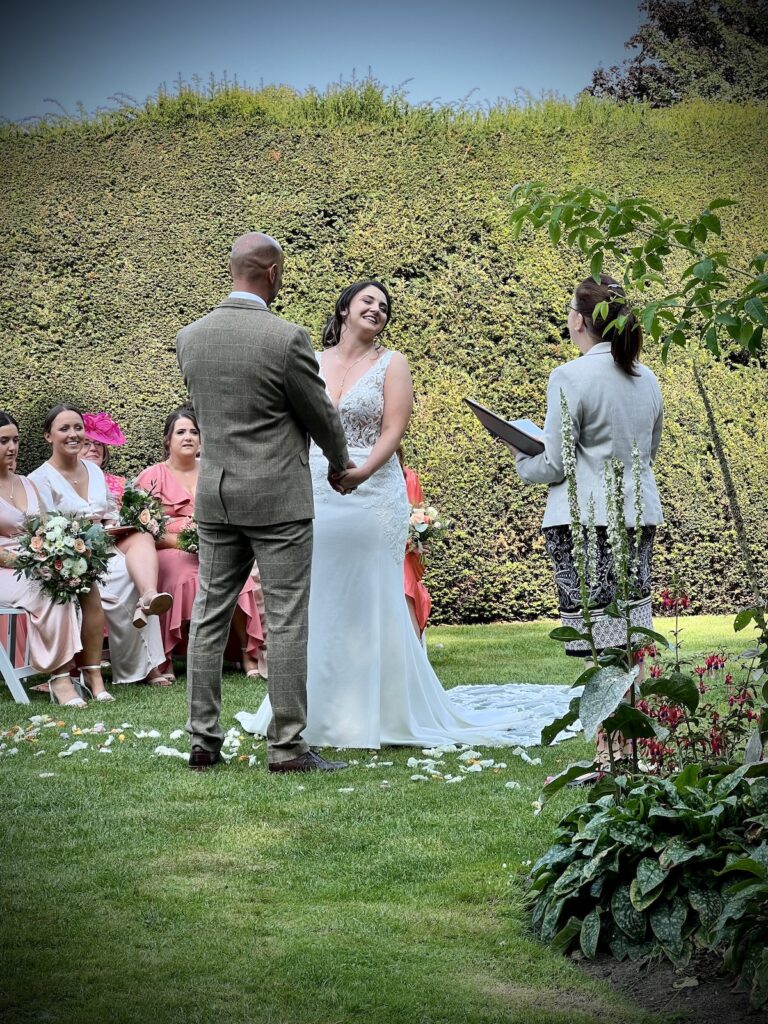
left=176, top=520, right=199, bottom=554
left=14, top=513, right=114, bottom=604
left=407, top=503, right=449, bottom=556
left=119, top=483, right=166, bottom=539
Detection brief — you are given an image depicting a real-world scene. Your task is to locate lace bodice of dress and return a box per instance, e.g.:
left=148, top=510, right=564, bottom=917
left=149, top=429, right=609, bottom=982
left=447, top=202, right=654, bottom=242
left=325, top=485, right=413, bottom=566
left=318, top=349, right=393, bottom=448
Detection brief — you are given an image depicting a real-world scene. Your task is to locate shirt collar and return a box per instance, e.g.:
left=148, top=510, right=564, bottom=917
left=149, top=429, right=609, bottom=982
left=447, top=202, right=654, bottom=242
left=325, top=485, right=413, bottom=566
left=228, top=290, right=267, bottom=308
left=585, top=341, right=612, bottom=356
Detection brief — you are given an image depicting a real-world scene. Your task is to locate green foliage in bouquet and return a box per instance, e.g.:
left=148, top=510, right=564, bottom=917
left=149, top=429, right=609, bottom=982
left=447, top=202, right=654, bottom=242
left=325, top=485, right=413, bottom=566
left=528, top=763, right=768, bottom=1007
left=176, top=521, right=199, bottom=554
left=14, top=513, right=113, bottom=604
left=119, top=483, right=166, bottom=539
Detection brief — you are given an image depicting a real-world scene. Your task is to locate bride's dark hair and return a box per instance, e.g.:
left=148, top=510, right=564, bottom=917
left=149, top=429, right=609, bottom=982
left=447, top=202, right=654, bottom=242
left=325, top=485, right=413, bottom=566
left=322, top=280, right=392, bottom=348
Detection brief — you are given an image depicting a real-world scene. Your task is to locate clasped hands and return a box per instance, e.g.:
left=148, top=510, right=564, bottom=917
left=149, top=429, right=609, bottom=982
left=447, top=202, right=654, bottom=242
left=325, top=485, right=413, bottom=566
left=327, top=460, right=367, bottom=495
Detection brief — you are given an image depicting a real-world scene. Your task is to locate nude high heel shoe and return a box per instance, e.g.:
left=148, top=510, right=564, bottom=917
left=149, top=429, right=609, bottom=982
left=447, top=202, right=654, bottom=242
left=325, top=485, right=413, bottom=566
left=78, top=665, right=115, bottom=703
left=49, top=672, right=87, bottom=710
left=133, top=591, right=173, bottom=629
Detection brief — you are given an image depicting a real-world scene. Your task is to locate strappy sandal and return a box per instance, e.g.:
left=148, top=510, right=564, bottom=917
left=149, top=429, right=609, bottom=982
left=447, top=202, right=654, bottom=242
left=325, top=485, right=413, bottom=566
left=78, top=665, right=115, bottom=702
left=48, top=672, right=87, bottom=709
left=145, top=670, right=174, bottom=687
left=133, top=591, right=173, bottom=629
left=240, top=648, right=265, bottom=680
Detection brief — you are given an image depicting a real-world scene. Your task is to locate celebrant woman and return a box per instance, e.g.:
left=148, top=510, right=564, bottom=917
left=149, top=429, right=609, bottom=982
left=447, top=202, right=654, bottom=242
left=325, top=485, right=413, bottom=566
left=511, top=273, right=664, bottom=764
left=29, top=405, right=167, bottom=689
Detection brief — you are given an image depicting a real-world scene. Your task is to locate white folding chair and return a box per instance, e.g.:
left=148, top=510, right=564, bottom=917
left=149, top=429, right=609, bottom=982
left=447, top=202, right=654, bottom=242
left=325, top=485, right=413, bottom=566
left=0, top=608, right=34, bottom=703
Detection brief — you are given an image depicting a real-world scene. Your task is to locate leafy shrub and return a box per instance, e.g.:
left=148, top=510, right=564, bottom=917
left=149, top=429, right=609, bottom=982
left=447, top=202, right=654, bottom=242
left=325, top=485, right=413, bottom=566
left=528, top=764, right=768, bottom=1005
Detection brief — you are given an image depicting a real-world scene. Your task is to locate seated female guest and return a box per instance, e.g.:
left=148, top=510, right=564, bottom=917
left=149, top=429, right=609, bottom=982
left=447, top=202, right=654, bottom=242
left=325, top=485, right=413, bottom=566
left=80, top=411, right=173, bottom=631
left=135, top=408, right=266, bottom=681
left=0, top=411, right=105, bottom=707
left=29, top=404, right=168, bottom=689
left=512, top=274, right=664, bottom=761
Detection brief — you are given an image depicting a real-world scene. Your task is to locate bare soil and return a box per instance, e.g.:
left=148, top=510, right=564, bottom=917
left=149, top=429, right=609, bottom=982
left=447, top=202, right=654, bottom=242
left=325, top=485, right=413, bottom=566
left=577, top=949, right=766, bottom=1022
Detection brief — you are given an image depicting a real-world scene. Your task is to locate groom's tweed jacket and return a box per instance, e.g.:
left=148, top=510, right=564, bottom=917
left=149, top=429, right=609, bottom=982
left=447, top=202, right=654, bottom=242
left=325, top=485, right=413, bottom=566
left=177, top=299, right=349, bottom=527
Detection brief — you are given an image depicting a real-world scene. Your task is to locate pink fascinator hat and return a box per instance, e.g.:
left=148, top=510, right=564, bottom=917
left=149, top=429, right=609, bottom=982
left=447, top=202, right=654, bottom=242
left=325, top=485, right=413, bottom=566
left=83, top=412, right=126, bottom=447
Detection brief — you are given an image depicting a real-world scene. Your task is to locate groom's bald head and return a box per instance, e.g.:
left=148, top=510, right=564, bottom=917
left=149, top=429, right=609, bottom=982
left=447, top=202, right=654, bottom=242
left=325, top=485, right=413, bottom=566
left=229, top=232, right=284, bottom=302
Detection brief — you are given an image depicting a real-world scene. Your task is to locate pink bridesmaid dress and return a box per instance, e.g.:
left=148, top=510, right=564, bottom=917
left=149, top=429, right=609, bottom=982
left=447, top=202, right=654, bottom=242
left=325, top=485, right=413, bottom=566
left=403, top=467, right=432, bottom=635
left=134, top=463, right=265, bottom=663
left=0, top=478, right=82, bottom=674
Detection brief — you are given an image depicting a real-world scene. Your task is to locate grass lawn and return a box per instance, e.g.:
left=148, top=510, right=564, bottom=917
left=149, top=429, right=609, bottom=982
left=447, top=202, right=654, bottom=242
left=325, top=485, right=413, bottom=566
left=0, top=615, right=744, bottom=1024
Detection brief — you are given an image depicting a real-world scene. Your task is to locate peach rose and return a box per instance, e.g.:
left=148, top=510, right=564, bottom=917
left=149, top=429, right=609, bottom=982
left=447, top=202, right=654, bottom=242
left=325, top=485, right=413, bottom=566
left=73, top=538, right=86, bottom=553
left=30, top=536, right=44, bottom=552
left=138, top=509, right=152, bottom=526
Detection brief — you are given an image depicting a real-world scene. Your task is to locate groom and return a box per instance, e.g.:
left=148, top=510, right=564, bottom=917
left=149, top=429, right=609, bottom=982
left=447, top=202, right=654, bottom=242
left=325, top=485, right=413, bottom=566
left=177, top=231, right=351, bottom=773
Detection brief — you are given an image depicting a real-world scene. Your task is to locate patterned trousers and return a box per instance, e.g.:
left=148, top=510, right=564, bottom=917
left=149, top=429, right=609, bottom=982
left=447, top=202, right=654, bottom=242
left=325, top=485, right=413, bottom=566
left=187, top=518, right=313, bottom=763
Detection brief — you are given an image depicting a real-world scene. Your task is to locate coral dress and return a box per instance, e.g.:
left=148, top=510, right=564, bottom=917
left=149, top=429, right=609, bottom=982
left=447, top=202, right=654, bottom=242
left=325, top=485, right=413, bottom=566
left=0, top=477, right=82, bottom=674
left=403, top=467, right=432, bottom=634
left=134, top=463, right=264, bottom=662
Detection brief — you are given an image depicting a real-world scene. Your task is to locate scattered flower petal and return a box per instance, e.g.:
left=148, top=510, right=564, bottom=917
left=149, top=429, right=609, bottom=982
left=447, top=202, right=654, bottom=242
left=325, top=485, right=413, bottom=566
left=59, top=741, right=88, bottom=758
left=153, top=745, right=188, bottom=760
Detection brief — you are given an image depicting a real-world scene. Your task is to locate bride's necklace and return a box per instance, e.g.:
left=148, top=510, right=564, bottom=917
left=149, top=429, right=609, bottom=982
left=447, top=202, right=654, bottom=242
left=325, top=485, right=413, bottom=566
left=333, top=344, right=378, bottom=400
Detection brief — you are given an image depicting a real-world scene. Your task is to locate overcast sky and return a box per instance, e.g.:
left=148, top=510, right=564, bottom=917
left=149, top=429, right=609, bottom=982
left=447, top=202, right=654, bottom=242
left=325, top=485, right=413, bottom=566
left=1, top=0, right=642, bottom=120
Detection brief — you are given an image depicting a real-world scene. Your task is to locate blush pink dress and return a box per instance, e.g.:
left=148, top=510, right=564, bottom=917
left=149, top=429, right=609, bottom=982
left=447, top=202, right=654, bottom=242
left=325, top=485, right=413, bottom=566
left=0, top=477, right=82, bottom=674
left=135, top=463, right=265, bottom=662
left=403, top=467, right=432, bottom=634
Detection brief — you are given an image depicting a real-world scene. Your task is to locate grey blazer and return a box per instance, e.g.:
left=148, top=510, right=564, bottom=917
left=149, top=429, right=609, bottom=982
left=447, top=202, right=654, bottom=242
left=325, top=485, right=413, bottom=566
left=515, top=342, right=664, bottom=528
left=176, top=299, right=349, bottom=527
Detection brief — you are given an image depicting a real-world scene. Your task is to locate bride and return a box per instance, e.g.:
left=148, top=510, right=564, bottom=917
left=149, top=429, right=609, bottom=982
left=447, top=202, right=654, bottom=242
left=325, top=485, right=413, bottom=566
left=239, top=281, right=574, bottom=749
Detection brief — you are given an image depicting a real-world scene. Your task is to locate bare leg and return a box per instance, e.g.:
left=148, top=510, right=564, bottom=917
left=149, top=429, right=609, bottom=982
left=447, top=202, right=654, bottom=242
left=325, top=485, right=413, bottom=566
left=595, top=660, right=642, bottom=765
left=118, top=532, right=160, bottom=597
left=405, top=596, right=422, bottom=639
left=77, top=584, right=109, bottom=697
left=233, top=606, right=262, bottom=677
left=48, top=660, right=82, bottom=706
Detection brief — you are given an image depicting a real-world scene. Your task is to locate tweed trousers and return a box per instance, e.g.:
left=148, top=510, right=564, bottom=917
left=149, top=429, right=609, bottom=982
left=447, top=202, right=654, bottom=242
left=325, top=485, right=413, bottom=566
left=187, top=518, right=313, bottom=764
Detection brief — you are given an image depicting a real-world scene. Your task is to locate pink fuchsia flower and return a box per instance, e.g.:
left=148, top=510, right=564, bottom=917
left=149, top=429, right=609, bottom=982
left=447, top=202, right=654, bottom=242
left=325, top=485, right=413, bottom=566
left=649, top=664, right=662, bottom=679
left=83, top=412, right=126, bottom=447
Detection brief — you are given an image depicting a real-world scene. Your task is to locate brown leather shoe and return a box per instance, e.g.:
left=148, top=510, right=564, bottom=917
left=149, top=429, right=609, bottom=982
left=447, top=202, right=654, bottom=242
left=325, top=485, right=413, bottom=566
left=188, top=745, right=224, bottom=772
left=268, top=750, right=347, bottom=773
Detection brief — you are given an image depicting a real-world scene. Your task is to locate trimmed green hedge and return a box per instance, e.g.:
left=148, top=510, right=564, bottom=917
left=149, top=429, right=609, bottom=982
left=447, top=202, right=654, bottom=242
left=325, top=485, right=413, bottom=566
left=2, top=90, right=767, bottom=622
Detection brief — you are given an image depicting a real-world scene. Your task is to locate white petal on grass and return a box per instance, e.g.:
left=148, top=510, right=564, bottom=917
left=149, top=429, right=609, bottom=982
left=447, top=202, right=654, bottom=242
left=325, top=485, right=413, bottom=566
left=410, top=774, right=429, bottom=782
left=505, top=781, right=521, bottom=790
left=444, top=776, right=465, bottom=784
left=337, top=787, right=355, bottom=794
left=39, top=772, right=56, bottom=778
left=153, top=745, right=188, bottom=760
left=512, top=747, right=542, bottom=766
left=460, top=763, right=483, bottom=773
left=59, top=741, right=88, bottom=757
left=133, top=729, right=162, bottom=739
left=457, top=749, right=482, bottom=761
left=169, top=729, right=184, bottom=740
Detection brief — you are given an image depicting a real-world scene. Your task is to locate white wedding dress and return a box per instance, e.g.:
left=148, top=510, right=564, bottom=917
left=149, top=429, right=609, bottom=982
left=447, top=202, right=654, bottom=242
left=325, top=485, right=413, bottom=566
left=237, top=351, right=576, bottom=749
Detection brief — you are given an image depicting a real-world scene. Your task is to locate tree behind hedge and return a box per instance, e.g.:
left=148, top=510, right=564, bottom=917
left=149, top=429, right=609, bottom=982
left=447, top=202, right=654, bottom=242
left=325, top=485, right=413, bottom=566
left=586, top=0, right=768, bottom=105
